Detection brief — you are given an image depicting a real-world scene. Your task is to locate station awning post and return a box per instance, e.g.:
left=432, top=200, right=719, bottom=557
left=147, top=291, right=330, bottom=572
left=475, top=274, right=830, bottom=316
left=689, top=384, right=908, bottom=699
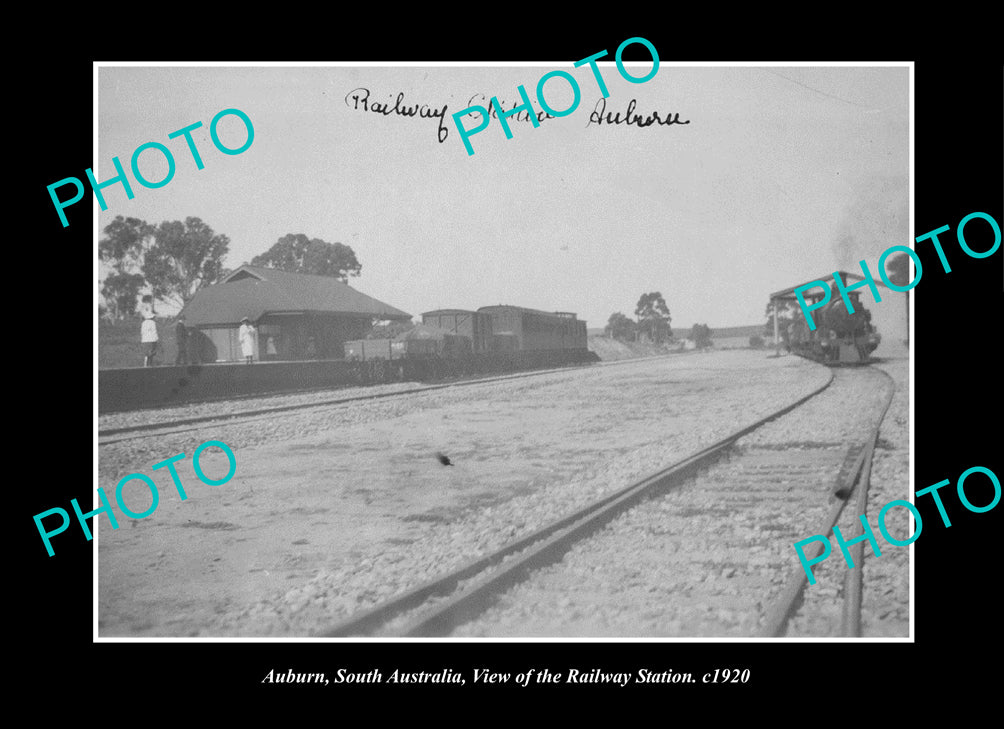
left=773, top=299, right=780, bottom=355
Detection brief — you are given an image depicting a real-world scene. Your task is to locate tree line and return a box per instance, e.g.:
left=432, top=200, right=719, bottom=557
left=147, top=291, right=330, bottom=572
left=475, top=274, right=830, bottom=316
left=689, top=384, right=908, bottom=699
left=605, top=292, right=672, bottom=343
left=99, top=216, right=362, bottom=319
left=605, top=293, right=714, bottom=349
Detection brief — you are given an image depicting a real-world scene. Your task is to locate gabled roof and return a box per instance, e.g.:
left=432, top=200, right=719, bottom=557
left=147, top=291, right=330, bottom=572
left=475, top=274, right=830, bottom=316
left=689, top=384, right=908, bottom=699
left=181, top=265, right=411, bottom=325
left=770, top=270, right=893, bottom=301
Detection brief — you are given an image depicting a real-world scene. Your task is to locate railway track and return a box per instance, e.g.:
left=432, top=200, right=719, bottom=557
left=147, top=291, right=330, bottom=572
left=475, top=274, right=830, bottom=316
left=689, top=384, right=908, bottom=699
left=313, top=367, right=895, bottom=638
left=318, top=366, right=894, bottom=638
left=97, top=355, right=676, bottom=446
left=770, top=369, right=896, bottom=638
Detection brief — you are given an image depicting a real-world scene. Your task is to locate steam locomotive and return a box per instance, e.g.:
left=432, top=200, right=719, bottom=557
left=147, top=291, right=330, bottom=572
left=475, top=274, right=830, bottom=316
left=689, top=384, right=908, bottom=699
left=785, top=286, right=881, bottom=364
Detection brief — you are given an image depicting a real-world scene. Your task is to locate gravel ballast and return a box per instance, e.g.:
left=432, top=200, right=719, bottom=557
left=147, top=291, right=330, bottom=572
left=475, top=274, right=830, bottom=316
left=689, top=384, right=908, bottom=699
left=98, top=350, right=842, bottom=637
left=452, top=366, right=899, bottom=638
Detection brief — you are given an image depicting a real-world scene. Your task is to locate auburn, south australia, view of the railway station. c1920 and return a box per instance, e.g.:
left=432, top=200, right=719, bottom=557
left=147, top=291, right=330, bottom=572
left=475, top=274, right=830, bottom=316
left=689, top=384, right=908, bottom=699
left=94, top=62, right=911, bottom=640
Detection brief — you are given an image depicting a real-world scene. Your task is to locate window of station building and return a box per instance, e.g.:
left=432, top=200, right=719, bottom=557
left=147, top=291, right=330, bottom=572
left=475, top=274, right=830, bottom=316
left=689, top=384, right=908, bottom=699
left=257, top=324, right=282, bottom=359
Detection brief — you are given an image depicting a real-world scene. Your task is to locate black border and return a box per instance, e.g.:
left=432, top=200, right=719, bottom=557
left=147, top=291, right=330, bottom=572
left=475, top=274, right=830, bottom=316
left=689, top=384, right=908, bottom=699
left=22, top=25, right=1003, bottom=708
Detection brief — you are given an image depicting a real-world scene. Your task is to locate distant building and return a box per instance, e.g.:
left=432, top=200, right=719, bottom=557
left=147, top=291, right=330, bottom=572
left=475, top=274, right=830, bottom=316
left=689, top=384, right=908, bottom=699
left=179, top=265, right=411, bottom=362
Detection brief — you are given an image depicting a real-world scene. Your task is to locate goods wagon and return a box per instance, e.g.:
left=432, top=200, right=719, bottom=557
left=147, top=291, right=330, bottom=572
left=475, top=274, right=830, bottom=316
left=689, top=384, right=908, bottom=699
left=345, top=324, right=473, bottom=361
left=421, top=309, right=493, bottom=352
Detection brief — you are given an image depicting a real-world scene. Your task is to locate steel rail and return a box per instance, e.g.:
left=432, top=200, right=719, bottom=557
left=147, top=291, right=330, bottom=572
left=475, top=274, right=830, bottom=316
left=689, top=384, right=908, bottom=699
left=758, top=367, right=895, bottom=637
left=840, top=370, right=896, bottom=636
left=840, top=435, right=878, bottom=637
left=320, top=369, right=835, bottom=637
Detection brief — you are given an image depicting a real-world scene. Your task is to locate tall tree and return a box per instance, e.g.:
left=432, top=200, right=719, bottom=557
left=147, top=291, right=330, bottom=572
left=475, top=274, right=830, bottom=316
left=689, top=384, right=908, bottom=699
left=691, top=323, right=713, bottom=349
left=101, top=271, right=146, bottom=320
left=98, top=216, right=155, bottom=319
left=143, top=217, right=230, bottom=309
left=99, top=216, right=154, bottom=269
left=250, top=233, right=361, bottom=282
left=635, top=292, right=672, bottom=343
left=764, top=300, right=797, bottom=340
left=99, top=215, right=230, bottom=313
left=605, top=312, right=636, bottom=342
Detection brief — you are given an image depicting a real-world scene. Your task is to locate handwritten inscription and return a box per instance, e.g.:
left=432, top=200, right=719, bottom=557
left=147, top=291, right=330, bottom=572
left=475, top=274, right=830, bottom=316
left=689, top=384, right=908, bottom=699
left=344, top=88, right=449, bottom=143
left=587, top=98, right=690, bottom=128
left=465, top=94, right=557, bottom=124
left=344, top=86, right=691, bottom=148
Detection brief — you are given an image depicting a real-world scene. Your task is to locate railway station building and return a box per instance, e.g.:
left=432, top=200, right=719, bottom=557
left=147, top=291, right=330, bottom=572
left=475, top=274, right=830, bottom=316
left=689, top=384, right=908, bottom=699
left=179, top=265, right=412, bottom=362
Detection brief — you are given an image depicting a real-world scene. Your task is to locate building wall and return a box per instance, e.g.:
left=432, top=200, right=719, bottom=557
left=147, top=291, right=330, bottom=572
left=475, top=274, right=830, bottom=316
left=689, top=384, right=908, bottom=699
left=192, top=313, right=374, bottom=363
left=194, top=326, right=242, bottom=362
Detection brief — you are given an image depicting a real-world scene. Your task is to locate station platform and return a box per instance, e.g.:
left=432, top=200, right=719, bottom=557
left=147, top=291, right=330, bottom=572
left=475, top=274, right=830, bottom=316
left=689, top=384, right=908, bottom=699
left=98, top=350, right=598, bottom=413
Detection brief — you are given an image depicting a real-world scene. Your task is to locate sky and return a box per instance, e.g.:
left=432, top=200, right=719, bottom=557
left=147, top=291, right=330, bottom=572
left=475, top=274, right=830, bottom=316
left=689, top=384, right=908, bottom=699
left=96, top=63, right=909, bottom=330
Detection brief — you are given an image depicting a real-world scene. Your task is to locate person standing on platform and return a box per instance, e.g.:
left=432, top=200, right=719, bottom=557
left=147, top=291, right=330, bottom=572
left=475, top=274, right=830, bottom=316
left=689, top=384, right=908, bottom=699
left=239, top=317, right=256, bottom=364
left=175, top=315, right=188, bottom=365
left=140, top=296, right=158, bottom=367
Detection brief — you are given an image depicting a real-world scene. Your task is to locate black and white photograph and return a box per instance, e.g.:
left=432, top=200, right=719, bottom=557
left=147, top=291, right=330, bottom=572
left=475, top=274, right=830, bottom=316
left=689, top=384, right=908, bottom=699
left=18, top=36, right=1000, bottom=705
left=93, top=62, right=911, bottom=640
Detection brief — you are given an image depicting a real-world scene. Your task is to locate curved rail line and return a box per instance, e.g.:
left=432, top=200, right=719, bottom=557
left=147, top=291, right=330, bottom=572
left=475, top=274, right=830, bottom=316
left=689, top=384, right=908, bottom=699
left=320, top=368, right=838, bottom=637
left=758, top=367, right=895, bottom=637
left=97, top=354, right=683, bottom=446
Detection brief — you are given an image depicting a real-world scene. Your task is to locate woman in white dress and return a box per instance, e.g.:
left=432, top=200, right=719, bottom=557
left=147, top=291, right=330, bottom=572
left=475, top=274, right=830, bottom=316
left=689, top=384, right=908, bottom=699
left=239, top=317, right=257, bottom=364
left=140, top=295, right=158, bottom=367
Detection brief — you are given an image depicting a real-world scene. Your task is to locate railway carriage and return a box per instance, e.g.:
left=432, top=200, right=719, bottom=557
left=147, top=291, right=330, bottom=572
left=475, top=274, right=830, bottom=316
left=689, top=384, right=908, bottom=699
left=475, top=305, right=587, bottom=353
